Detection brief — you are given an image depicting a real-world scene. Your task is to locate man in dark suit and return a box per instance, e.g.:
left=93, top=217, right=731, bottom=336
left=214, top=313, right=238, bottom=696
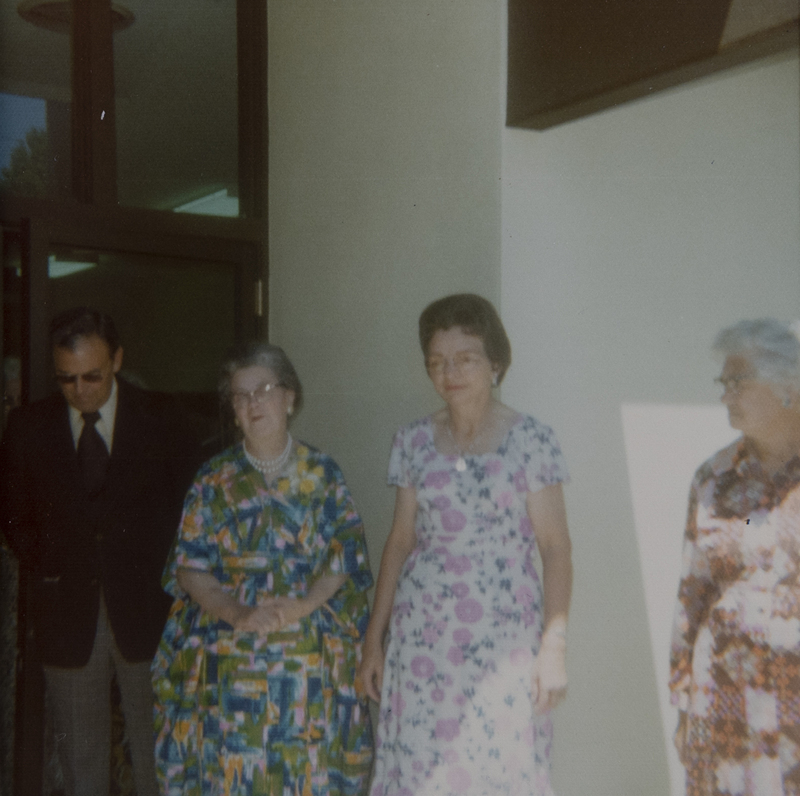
left=0, top=308, right=199, bottom=796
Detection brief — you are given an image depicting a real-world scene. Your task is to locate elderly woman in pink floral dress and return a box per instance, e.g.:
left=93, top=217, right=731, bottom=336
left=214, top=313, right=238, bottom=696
left=360, top=294, right=573, bottom=796
left=670, top=319, right=800, bottom=796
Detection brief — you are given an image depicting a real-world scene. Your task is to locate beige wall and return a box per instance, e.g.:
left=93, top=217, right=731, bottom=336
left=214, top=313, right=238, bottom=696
left=268, top=1, right=799, bottom=793
left=268, top=0, right=503, bottom=554
left=502, top=48, right=800, bottom=796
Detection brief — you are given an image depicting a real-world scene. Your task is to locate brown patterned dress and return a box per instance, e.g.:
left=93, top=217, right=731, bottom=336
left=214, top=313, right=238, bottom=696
left=670, top=438, right=800, bottom=796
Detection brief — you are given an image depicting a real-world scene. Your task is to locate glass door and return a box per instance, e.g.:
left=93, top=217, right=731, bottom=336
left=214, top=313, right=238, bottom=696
left=4, top=217, right=260, bottom=795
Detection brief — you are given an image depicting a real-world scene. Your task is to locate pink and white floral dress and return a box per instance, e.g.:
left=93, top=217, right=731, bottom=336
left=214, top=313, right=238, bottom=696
left=369, top=414, right=569, bottom=796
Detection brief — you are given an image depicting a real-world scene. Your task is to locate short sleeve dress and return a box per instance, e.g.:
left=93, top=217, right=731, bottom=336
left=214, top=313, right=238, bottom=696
left=152, top=441, right=374, bottom=796
left=369, top=414, right=569, bottom=796
left=669, top=439, right=800, bottom=795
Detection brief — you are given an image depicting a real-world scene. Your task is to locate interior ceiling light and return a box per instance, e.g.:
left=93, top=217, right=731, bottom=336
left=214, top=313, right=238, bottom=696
left=47, top=255, right=97, bottom=279
left=17, top=1, right=134, bottom=34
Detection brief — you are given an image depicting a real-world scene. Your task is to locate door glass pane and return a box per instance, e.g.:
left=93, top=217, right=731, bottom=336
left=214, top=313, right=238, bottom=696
left=0, top=2, right=71, bottom=200
left=114, top=0, right=239, bottom=216
left=47, top=247, right=237, bottom=393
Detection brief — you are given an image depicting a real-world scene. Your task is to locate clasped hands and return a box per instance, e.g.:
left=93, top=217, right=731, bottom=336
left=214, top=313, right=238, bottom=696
left=176, top=568, right=337, bottom=637
left=233, top=596, right=305, bottom=635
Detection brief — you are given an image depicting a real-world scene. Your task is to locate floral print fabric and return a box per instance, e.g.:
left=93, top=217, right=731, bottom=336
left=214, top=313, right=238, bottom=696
left=369, top=414, right=569, bottom=796
left=670, top=438, right=800, bottom=796
left=152, top=442, right=374, bottom=796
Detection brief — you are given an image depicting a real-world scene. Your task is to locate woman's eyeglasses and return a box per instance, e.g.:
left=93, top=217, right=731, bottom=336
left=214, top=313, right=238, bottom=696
left=714, top=375, right=753, bottom=394
left=231, top=382, right=282, bottom=406
left=426, top=353, right=486, bottom=375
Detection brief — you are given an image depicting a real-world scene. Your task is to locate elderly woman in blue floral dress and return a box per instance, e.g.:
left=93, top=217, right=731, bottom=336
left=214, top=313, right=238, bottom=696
left=152, top=342, right=374, bottom=796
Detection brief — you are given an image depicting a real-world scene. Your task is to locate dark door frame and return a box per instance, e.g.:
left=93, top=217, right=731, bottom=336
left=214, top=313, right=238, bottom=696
left=7, top=210, right=263, bottom=795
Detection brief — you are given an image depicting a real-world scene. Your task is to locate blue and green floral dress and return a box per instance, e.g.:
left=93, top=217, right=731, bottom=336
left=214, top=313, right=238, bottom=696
left=152, top=442, right=374, bottom=796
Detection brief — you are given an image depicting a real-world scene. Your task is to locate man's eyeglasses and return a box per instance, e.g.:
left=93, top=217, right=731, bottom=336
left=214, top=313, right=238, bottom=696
left=231, top=382, right=282, bottom=406
left=55, top=372, right=105, bottom=385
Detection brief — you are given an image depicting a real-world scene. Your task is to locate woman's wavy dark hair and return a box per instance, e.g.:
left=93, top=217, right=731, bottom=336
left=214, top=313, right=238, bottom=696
left=419, top=293, right=512, bottom=384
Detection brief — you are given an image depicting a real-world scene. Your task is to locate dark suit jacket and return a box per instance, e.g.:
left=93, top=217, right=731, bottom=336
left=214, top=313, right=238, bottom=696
left=0, top=378, right=200, bottom=667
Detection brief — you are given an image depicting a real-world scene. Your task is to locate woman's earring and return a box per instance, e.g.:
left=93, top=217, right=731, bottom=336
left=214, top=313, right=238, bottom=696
left=491, top=373, right=498, bottom=388
left=287, top=406, right=294, bottom=416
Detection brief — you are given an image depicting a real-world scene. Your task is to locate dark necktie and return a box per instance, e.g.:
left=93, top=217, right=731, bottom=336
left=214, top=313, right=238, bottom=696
left=78, top=411, right=109, bottom=496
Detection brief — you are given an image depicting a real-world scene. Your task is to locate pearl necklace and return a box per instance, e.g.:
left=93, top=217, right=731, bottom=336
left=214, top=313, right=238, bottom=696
left=244, top=433, right=293, bottom=476
left=445, top=416, right=489, bottom=473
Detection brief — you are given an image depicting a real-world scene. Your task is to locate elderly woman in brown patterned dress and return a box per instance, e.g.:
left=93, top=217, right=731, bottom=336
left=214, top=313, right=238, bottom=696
left=670, top=319, right=800, bottom=796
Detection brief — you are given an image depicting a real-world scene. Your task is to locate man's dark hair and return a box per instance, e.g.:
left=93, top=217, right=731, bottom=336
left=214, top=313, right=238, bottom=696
left=49, top=307, right=121, bottom=355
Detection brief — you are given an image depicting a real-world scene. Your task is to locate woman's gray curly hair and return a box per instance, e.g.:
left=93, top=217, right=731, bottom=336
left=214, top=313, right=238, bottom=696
left=218, top=341, right=303, bottom=417
left=714, top=318, right=800, bottom=391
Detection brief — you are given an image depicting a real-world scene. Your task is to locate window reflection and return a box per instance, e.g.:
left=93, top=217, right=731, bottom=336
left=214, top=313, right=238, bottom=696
left=0, top=92, right=69, bottom=199
left=114, top=0, right=238, bottom=214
